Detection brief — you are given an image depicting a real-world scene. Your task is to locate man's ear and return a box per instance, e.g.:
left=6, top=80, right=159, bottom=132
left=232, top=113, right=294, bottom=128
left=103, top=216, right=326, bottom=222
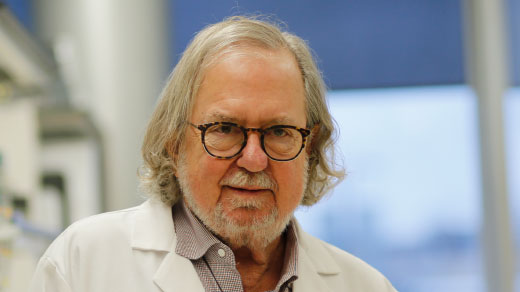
left=306, top=124, right=320, bottom=155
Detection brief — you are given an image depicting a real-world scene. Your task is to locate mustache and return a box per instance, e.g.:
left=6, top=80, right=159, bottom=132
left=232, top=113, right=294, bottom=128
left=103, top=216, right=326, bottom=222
left=219, top=169, right=277, bottom=191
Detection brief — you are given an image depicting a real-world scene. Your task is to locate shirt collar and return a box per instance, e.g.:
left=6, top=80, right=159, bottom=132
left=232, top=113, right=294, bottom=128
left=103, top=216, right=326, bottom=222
left=172, top=201, right=221, bottom=259
left=274, top=220, right=299, bottom=291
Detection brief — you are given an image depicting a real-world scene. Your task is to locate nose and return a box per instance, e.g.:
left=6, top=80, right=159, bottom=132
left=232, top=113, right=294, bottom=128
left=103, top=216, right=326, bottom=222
left=236, top=132, right=268, bottom=172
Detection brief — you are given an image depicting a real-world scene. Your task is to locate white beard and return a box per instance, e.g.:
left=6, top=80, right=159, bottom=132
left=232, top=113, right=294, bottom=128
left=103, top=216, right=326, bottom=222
left=177, top=155, right=308, bottom=250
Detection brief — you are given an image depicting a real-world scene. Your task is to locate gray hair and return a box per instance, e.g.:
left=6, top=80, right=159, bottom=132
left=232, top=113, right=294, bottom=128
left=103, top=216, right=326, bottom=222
left=140, top=16, right=344, bottom=206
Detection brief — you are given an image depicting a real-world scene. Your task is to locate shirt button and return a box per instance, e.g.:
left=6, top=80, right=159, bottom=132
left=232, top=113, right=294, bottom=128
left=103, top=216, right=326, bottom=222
left=218, top=249, right=226, bottom=257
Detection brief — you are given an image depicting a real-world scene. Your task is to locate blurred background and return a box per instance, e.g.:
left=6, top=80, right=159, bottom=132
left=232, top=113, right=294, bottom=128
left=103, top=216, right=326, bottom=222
left=0, top=0, right=518, bottom=291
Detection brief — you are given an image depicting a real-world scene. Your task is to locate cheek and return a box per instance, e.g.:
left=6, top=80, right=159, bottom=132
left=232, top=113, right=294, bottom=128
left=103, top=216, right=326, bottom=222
left=273, top=159, right=307, bottom=212
left=183, top=148, right=231, bottom=210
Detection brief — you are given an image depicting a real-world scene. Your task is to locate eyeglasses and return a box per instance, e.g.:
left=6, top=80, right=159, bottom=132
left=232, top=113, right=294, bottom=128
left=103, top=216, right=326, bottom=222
left=189, top=122, right=311, bottom=161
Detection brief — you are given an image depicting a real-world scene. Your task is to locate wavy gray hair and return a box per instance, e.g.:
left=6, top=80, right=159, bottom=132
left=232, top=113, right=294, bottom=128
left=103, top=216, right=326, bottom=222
left=140, top=16, right=344, bottom=206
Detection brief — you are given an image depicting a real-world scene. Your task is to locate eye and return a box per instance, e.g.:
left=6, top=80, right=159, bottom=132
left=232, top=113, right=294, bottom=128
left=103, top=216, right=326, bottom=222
left=207, top=123, right=241, bottom=136
left=271, top=128, right=289, bottom=137
left=216, top=124, right=233, bottom=134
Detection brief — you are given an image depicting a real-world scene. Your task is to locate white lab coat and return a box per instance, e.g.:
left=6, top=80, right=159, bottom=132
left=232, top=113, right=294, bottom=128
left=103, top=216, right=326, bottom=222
left=30, top=199, right=397, bottom=292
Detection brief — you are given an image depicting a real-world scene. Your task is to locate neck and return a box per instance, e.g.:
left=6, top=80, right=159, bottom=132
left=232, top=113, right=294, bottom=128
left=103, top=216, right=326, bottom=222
left=231, top=233, right=286, bottom=292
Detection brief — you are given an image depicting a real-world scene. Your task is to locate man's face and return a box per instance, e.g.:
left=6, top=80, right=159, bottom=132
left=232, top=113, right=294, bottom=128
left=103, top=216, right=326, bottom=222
left=177, top=47, right=309, bottom=249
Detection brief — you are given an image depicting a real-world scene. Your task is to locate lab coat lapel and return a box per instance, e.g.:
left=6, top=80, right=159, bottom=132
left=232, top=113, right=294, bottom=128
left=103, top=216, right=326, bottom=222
left=131, top=199, right=175, bottom=252
left=292, top=221, right=340, bottom=292
left=153, top=250, right=205, bottom=292
left=131, top=200, right=204, bottom=292
left=293, top=248, right=333, bottom=292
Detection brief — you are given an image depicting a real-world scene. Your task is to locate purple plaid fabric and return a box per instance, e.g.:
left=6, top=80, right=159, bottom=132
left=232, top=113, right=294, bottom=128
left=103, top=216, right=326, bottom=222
left=172, top=202, right=298, bottom=292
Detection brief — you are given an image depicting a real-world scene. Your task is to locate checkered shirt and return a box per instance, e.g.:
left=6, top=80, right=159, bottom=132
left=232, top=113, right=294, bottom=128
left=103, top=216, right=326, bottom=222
left=172, top=202, right=298, bottom=292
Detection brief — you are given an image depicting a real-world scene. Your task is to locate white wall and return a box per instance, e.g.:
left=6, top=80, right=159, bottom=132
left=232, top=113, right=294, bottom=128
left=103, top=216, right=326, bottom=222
left=0, top=99, right=39, bottom=199
left=33, top=0, right=171, bottom=210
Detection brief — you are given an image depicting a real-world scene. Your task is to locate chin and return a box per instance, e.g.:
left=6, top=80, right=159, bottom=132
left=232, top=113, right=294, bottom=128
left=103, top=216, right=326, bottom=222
left=193, top=200, right=292, bottom=249
left=212, top=203, right=294, bottom=249
left=223, top=206, right=273, bottom=225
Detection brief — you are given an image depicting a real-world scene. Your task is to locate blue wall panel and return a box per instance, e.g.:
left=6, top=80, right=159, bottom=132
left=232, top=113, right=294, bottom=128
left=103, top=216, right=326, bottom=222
left=172, top=0, right=465, bottom=89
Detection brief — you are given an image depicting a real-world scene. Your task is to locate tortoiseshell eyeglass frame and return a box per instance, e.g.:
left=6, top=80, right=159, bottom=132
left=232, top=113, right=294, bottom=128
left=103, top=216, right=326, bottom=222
left=189, top=122, right=311, bottom=161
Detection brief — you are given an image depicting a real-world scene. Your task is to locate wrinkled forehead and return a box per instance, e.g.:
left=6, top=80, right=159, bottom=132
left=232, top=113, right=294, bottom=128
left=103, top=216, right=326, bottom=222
left=188, top=45, right=307, bottom=127
left=189, top=44, right=304, bottom=115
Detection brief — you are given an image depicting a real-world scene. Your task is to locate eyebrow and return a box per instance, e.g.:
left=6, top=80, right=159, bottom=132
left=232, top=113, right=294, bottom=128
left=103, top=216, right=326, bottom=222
left=203, top=112, right=296, bottom=126
left=203, top=113, right=240, bottom=123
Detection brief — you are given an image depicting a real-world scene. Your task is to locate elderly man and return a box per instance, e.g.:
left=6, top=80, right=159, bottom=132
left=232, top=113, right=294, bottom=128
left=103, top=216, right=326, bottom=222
left=31, top=17, right=396, bottom=292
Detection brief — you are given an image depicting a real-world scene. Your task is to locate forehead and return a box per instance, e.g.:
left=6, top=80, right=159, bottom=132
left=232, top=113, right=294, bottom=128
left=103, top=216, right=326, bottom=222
left=191, top=47, right=306, bottom=126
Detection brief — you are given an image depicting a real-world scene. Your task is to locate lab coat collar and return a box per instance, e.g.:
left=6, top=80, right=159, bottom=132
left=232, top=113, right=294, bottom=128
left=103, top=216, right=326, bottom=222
left=293, top=221, right=341, bottom=292
left=131, top=199, right=205, bottom=291
left=153, top=247, right=205, bottom=292
left=131, top=199, right=175, bottom=252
